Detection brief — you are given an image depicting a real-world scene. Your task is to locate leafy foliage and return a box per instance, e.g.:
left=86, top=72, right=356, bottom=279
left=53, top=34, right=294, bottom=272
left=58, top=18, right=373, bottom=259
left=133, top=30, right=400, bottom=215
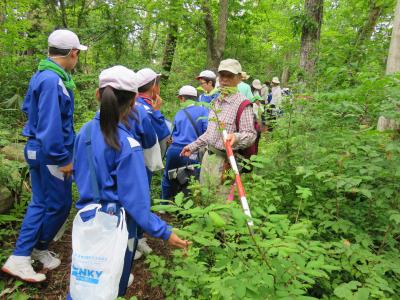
left=147, top=77, right=400, bottom=299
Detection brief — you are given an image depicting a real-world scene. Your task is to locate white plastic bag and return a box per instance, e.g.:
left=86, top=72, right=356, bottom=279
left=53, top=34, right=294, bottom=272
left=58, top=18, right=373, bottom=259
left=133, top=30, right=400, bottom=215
left=70, top=204, right=128, bottom=300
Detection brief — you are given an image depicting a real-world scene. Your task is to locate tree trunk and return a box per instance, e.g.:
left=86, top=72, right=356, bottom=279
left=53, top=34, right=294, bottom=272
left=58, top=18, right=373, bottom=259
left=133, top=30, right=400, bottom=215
left=161, top=23, right=178, bottom=80
left=161, top=0, right=180, bottom=80
left=386, top=0, right=400, bottom=74
left=299, top=0, right=324, bottom=81
left=202, top=0, right=228, bottom=71
left=281, top=53, right=291, bottom=86
left=281, top=67, right=290, bottom=86
left=59, top=0, right=68, bottom=28
left=378, top=0, right=400, bottom=131
left=140, top=21, right=152, bottom=63
left=347, top=1, right=383, bottom=66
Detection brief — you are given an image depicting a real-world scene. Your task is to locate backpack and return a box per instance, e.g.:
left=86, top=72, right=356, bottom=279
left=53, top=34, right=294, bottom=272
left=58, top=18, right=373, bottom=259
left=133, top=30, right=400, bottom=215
left=235, top=100, right=261, bottom=161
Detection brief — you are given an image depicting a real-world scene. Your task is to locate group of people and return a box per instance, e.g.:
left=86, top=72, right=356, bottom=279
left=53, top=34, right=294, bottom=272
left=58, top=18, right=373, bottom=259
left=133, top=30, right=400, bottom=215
left=1, top=29, right=285, bottom=297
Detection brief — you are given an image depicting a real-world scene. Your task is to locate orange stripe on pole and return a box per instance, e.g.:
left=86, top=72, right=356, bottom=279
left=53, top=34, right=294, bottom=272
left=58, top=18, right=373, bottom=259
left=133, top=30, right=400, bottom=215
left=222, top=129, right=253, bottom=227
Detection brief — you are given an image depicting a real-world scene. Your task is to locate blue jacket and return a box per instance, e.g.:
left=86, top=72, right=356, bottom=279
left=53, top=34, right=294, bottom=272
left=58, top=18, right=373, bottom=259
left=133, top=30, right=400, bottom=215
left=136, top=96, right=171, bottom=141
left=198, top=89, right=219, bottom=104
left=128, top=104, right=163, bottom=172
left=73, top=114, right=171, bottom=240
left=22, top=66, right=75, bottom=166
left=172, top=105, right=208, bottom=147
left=128, top=104, right=157, bottom=149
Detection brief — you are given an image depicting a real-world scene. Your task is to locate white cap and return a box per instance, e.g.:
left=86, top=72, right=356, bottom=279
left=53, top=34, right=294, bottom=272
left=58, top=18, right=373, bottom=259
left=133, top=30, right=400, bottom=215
left=272, top=76, right=280, bottom=84
left=48, top=29, right=87, bottom=51
left=196, top=70, right=216, bottom=80
left=136, top=68, right=161, bottom=87
left=99, top=65, right=138, bottom=93
left=252, top=79, right=262, bottom=89
left=178, top=85, right=197, bottom=97
left=218, top=59, right=242, bottom=74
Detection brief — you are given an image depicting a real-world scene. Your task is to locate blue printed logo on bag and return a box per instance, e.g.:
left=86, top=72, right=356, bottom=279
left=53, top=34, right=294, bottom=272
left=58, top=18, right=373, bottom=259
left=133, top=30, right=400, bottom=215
left=71, top=265, right=103, bottom=284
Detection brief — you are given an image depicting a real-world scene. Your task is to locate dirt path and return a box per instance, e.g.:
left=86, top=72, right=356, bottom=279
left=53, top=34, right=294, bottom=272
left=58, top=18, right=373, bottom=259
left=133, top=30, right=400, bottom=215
left=1, top=215, right=173, bottom=300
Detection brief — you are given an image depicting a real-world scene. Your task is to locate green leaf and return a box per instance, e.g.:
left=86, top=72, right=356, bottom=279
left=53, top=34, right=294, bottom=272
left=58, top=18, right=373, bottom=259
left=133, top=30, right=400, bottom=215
left=389, top=213, right=400, bottom=225
left=175, top=192, right=184, bottom=207
left=355, top=288, right=370, bottom=300
left=209, top=211, right=226, bottom=228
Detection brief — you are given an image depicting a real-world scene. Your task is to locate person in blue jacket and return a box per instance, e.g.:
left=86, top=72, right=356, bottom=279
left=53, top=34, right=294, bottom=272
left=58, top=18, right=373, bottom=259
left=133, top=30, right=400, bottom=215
left=135, top=68, right=171, bottom=184
left=129, top=104, right=163, bottom=183
left=72, top=66, right=190, bottom=297
left=127, top=92, right=164, bottom=259
left=161, top=85, right=208, bottom=200
left=1, top=29, right=87, bottom=283
left=196, top=70, right=220, bottom=104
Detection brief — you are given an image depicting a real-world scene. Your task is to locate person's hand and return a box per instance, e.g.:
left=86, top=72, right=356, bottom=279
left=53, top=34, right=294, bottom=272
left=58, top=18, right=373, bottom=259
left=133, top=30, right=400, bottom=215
left=59, top=162, right=73, bottom=179
left=225, top=133, right=236, bottom=147
left=180, top=146, right=192, bottom=157
left=152, top=94, right=163, bottom=110
left=168, top=232, right=191, bottom=249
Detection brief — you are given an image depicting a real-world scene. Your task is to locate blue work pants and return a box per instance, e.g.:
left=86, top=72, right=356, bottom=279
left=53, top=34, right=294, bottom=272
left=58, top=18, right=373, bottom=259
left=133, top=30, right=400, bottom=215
left=14, top=139, right=72, bottom=256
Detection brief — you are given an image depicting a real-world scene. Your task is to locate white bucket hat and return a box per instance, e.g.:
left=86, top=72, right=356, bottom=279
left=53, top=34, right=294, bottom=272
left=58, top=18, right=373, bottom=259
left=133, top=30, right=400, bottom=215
left=48, top=29, right=87, bottom=51
left=252, top=79, right=262, bottom=90
left=136, top=68, right=161, bottom=87
left=241, top=72, right=250, bottom=80
left=218, top=59, right=242, bottom=74
left=99, top=65, right=138, bottom=93
left=272, top=77, right=280, bottom=84
left=178, top=85, right=197, bottom=97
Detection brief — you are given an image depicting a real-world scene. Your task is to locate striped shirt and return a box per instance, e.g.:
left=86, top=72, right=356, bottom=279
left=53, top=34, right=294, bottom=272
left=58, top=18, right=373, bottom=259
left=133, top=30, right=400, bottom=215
left=188, top=92, right=256, bottom=152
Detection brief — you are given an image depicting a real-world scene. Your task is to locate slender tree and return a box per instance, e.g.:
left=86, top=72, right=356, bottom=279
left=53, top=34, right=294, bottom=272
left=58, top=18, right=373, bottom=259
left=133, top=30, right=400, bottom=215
left=299, top=0, right=324, bottom=81
left=377, top=0, right=400, bottom=131
left=161, top=0, right=180, bottom=80
left=386, top=0, right=400, bottom=74
left=202, top=0, right=228, bottom=71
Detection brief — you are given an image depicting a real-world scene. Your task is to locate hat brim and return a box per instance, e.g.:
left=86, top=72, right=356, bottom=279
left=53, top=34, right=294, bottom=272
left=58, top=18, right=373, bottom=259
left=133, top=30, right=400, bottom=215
left=77, top=45, right=88, bottom=51
left=272, top=80, right=280, bottom=84
left=253, top=83, right=262, bottom=89
left=218, top=68, right=240, bottom=75
left=139, top=73, right=162, bottom=87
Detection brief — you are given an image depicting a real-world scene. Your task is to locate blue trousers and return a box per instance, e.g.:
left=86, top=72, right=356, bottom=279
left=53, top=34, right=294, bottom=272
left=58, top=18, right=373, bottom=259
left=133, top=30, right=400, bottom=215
left=161, top=144, right=198, bottom=200
left=14, top=139, right=72, bottom=256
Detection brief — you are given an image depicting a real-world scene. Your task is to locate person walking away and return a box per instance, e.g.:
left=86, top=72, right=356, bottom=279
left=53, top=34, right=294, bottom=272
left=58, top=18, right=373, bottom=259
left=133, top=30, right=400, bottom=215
left=161, top=85, right=208, bottom=200
left=1, top=29, right=87, bottom=282
left=270, top=76, right=282, bottom=108
left=260, top=80, right=271, bottom=103
left=266, top=76, right=283, bottom=130
left=71, top=66, right=190, bottom=297
left=237, top=71, right=254, bottom=100
left=196, top=70, right=220, bottom=104
left=251, top=79, right=264, bottom=119
left=181, top=59, right=257, bottom=202
left=135, top=68, right=171, bottom=183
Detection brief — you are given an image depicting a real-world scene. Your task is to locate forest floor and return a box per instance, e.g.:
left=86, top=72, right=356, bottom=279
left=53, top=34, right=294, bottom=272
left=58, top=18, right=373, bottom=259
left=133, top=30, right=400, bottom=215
left=0, top=214, right=174, bottom=300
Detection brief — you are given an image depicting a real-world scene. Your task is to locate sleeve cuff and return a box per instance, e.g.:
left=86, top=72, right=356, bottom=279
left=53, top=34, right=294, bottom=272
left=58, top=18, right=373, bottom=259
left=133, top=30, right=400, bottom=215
left=187, top=142, right=198, bottom=152
left=233, top=132, right=241, bottom=148
left=57, top=155, right=72, bottom=167
left=161, top=228, right=172, bottom=241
